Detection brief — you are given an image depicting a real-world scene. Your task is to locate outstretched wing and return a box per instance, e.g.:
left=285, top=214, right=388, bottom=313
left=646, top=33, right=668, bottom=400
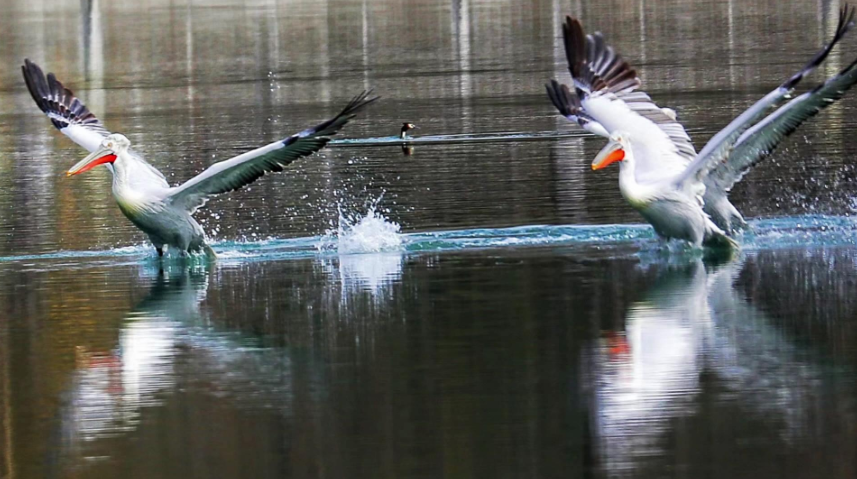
left=705, top=56, right=857, bottom=195
left=545, top=79, right=608, bottom=135
left=168, top=90, right=378, bottom=214
left=564, top=18, right=641, bottom=96
left=676, top=4, right=854, bottom=188
left=22, top=59, right=111, bottom=153
left=546, top=15, right=697, bottom=180
left=545, top=16, right=643, bottom=137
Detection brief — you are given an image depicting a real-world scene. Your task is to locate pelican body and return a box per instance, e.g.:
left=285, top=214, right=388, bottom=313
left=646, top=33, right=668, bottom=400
left=546, top=7, right=857, bottom=248
left=23, top=60, right=377, bottom=257
left=69, top=134, right=210, bottom=255
left=593, top=132, right=734, bottom=248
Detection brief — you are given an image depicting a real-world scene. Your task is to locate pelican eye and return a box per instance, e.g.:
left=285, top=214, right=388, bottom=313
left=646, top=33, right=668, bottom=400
left=107, top=142, right=113, bottom=148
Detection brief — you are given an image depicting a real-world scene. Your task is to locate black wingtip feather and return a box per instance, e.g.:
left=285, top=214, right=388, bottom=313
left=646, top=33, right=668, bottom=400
left=545, top=82, right=561, bottom=112
left=336, top=89, right=380, bottom=123
left=21, top=58, right=106, bottom=133
left=291, top=89, right=379, bottom=143
left=170, top=90, right=377, bottom=208
left=22, top=59, right=49, bottom=115
left=545, top=79, right=579, bottom=118
left=726, top=49, right=857, bottom=193
left=342, top=89, right=377, bottom=122
left=563, top=16, right=586, bottom=81
left=782, top=3, right=855, bottom=90
left=559, top=16, right=639, bottom=94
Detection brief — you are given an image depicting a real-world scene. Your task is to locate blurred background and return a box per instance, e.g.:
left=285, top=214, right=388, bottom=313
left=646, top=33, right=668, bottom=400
left=2, top=1, right=857, bottom=478
left=0, top=0, right=855, bottom=254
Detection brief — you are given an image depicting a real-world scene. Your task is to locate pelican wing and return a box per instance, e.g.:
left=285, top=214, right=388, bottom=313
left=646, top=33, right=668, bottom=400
left=22, top=59, right=111, bottom=153
left=545, top=16, right=643, bottom=134
left=545, top=79, right=603, bottom=133
left=677, top=5, right=854, bottom=188
left=705, top=56, right=857, bottom=195
left=564, top=18, right=641, bottom=96
left=168, top=91, right=377, bottom=214
left=546, top=16, right=697, bottom=167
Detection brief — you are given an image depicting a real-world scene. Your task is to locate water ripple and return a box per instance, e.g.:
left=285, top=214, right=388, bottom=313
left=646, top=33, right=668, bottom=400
left=0, top=215, right=855, bottom=268
left=328, top=130, right=588, bottom=147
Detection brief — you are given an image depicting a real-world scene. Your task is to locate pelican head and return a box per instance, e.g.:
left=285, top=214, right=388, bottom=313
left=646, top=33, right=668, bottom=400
left=67, top=134, right=131, bottom=176
left=592, top=131, right=631, bottom=170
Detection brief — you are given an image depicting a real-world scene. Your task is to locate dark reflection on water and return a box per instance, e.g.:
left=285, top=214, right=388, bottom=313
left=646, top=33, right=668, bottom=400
left=589, top=254, right=857, bottom=477
left=2, top=0, right=857, bottom=254
left=2, top=250, right=857, bottom=477
left=2, top=0, right=857, bottom=477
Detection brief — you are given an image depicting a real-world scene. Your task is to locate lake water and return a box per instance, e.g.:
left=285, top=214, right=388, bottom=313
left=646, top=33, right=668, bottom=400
left=2, top=0, right=857, bottom=477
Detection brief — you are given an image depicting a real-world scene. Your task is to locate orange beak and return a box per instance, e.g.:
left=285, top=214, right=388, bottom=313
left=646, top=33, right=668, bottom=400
left=67, top=147, right=117, bottom=176
left=592, top=143, right=625, bottom=170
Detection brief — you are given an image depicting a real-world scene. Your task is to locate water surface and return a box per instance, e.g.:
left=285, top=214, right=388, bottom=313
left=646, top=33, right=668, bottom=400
left=2, top=0, right=857, bottom=477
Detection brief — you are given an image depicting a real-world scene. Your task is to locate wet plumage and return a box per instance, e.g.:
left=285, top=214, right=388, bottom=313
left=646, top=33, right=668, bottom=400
left=547, top=7, right=857, bottom=248
left=23, top=59, right=378, bottom=257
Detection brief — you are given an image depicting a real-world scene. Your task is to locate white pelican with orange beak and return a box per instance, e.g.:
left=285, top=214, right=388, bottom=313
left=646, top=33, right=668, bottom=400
left=547, top=7, right=857, bottom=248
left=23, top=60, right=377, bottom=258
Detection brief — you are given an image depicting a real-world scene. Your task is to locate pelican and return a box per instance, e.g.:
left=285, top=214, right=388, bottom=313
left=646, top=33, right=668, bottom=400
left=22, top=59, right=377, bottom=258
left=546, top=7, right=857, bottom=248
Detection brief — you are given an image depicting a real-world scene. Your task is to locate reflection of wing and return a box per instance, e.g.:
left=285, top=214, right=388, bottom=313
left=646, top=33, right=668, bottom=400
left=592, top=257, right=827, bottom=472
left=22, top=59, right=111, bottom=153
left=704, top=259, right=825, bottom=432
left=60, top=270, right=304, bottom=459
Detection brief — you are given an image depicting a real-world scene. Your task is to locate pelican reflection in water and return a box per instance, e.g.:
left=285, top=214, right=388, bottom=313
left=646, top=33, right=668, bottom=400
left=589, top=257, right=833, bottom=471
left=58, top=268, right=313, bottom=463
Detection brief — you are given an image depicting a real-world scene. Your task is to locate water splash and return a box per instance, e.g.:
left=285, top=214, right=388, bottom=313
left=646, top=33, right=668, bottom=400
left=3, top=215, right=857, bottom=269
left=316, top=197, right=405, bottom=296
left=318, top=198, right=403, bottom=254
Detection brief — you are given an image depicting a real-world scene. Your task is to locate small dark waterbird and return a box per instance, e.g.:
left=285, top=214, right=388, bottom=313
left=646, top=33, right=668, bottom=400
left=400, top=122, right=417, bottom=139
left=546, top=6, right=857, bottom=249
left=23, top=59, right=378, bottom=258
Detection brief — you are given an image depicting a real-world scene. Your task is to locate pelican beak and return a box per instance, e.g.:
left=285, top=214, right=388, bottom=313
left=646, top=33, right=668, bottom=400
left=592, top=142, right=625, bottom=170
left=67, top=147, right=117, bottom=176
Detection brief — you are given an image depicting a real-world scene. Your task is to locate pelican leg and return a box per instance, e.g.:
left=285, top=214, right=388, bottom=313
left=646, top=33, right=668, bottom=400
left=150, top=237, right=166, bottom=258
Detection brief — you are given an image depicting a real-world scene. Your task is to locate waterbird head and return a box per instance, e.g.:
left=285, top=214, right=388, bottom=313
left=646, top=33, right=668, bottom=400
left=592, top=131, right=630, bottom=170
left=67, top=134, right=131, bottom=176
left=400, top=122, right=417, bottom=138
